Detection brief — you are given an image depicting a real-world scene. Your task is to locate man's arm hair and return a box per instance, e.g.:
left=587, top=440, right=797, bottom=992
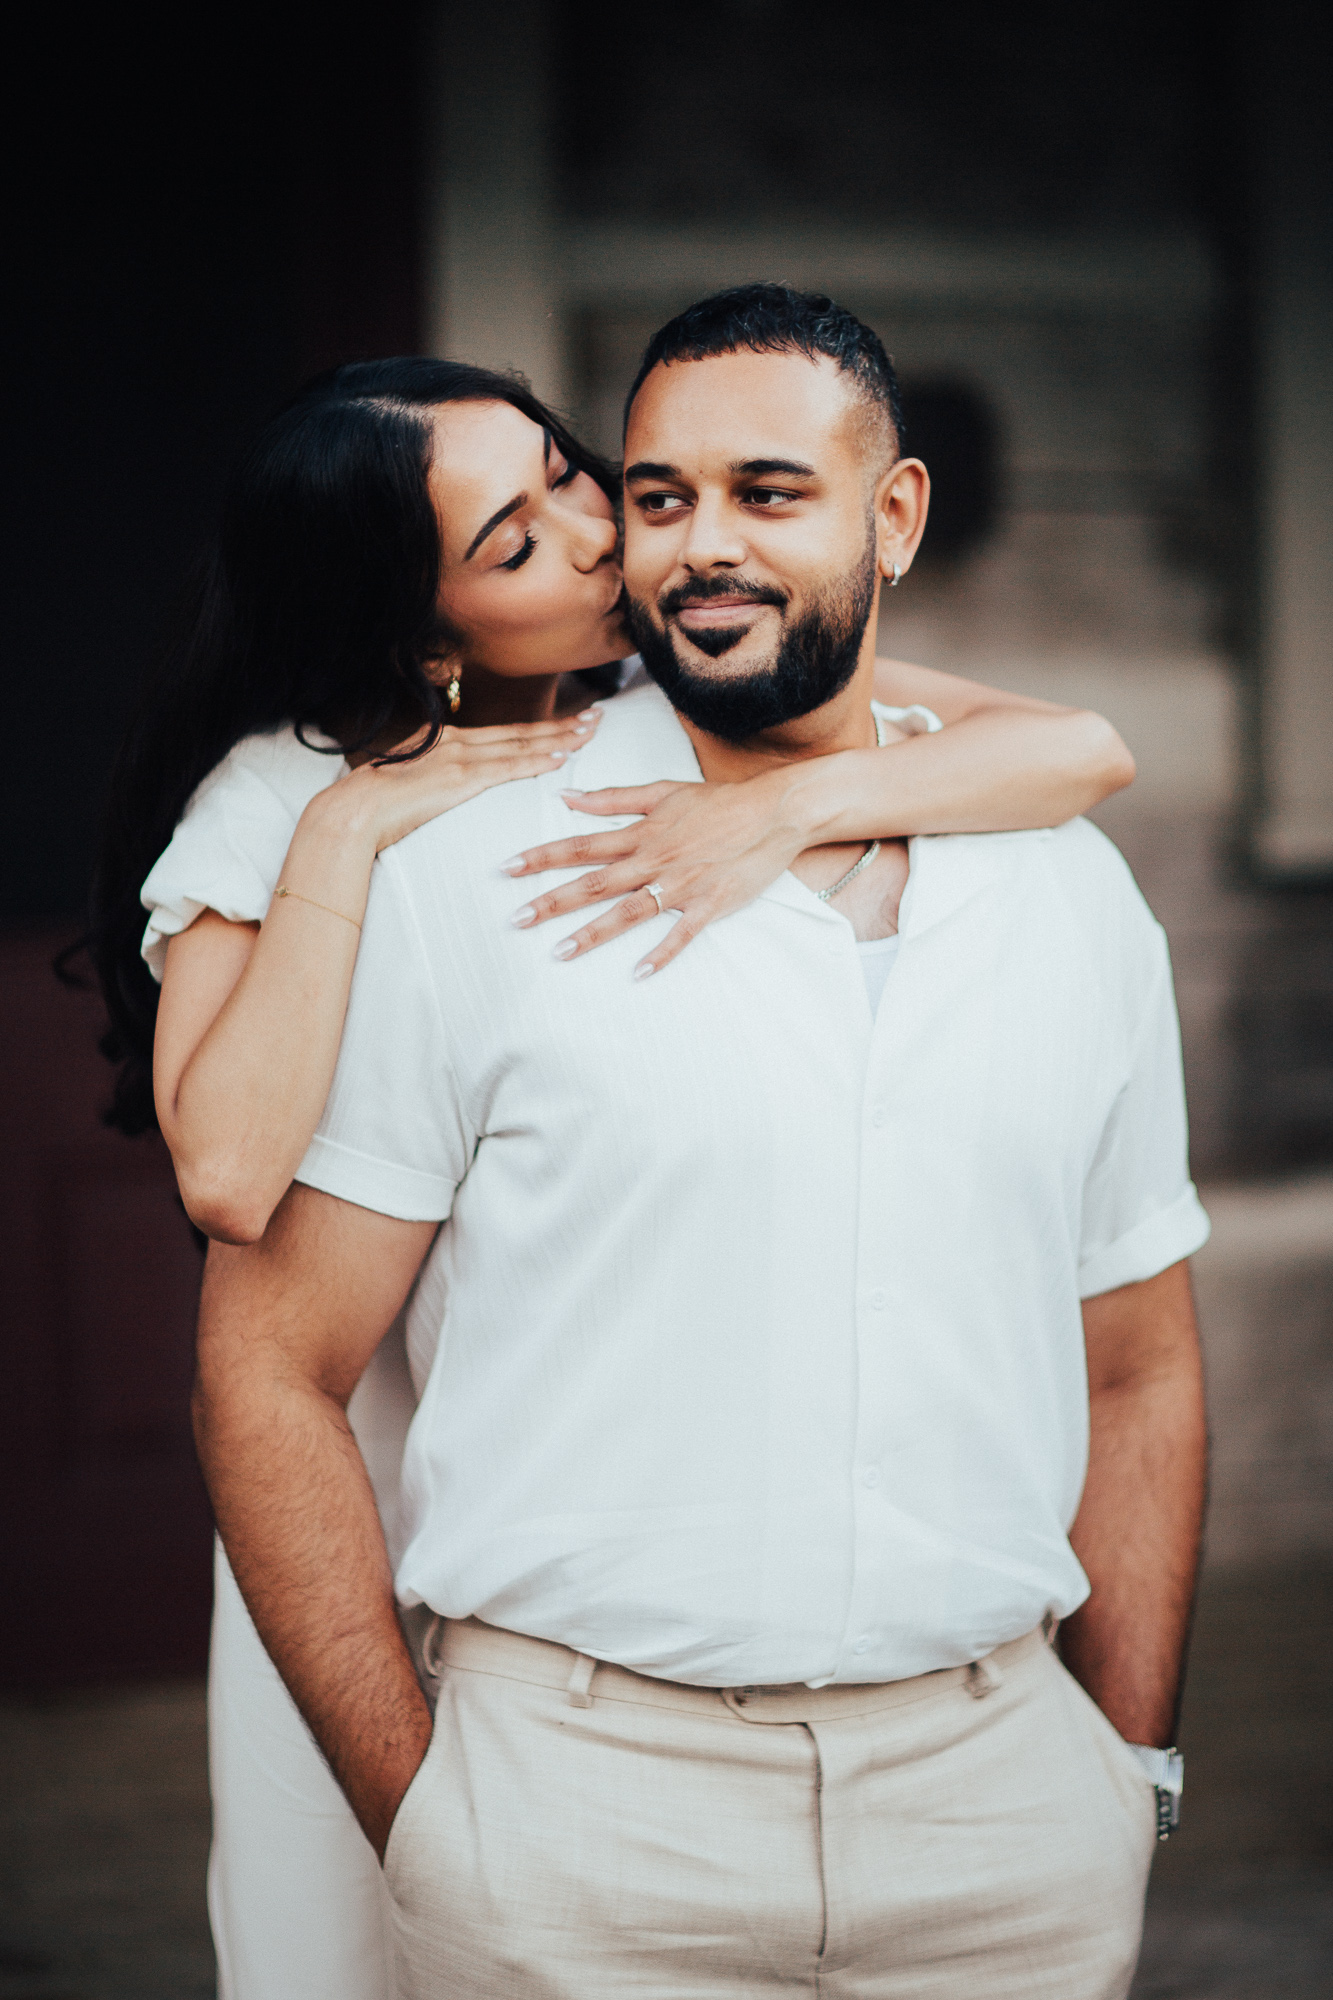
left=193, top=1182, right=439, bottom=1856
left=1060, top=1259, right=1207, bottom=1745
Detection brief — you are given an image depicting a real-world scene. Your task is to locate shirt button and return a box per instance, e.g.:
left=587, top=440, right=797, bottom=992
left=854, top=1637, right=871, bottom=1656
left=869, top=1289, right=887, bottom=1310
left=862, top=1467, right=880, bottom=1489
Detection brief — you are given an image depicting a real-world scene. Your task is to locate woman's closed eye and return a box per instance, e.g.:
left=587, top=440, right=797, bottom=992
left=499, top=533, right=537, bottom=572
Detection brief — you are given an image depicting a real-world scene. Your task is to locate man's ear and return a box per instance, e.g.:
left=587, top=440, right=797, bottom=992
left=874, top=458, right=930, bottom=583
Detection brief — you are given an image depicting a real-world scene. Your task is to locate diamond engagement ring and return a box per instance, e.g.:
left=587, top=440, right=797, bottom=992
left=646, top=882, right=665, bottom=915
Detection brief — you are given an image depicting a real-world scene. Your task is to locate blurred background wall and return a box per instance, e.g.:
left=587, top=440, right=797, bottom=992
left=2, top=3, right=1330, bottom=1990
left=4, top=0, right=1330, bottom=1670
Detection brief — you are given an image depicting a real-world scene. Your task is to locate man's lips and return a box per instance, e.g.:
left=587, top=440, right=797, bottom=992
left=674, top=598, right=773, bottom=630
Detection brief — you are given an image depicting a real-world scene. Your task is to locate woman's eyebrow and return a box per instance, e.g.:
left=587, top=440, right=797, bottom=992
left=464, top=494, right=526, bottom=561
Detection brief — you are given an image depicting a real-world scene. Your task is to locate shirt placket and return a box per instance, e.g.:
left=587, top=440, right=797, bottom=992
left=827, top=916, right=898, bottom=1680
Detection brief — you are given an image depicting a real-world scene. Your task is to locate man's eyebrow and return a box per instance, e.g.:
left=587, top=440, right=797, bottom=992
left=624, top=461, right=682, bottom=483
left=464, top=494, right=526, bottom=562
left=730, top=458, right=817, bottom=478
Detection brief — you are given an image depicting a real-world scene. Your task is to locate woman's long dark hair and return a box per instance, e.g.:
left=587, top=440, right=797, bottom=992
left=82, top=357, right=619, bottom=1138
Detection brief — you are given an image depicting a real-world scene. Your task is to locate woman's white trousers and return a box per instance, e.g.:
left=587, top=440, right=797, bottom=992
left=207, top=1325, right=415, bottom=2000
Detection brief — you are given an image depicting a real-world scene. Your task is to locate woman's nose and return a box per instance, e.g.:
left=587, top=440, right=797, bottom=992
left=569, top=507, right=620, bottom=572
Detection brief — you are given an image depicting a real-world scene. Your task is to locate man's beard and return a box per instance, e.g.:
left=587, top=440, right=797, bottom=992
left=626, top=531, right=878, bottom=744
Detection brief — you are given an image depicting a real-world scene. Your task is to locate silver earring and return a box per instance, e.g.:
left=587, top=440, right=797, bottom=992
left=888, top=562, right=902, bottom=588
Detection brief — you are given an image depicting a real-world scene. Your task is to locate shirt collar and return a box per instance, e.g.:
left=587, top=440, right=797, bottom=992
left=636, top=685, right=1013, bottom=936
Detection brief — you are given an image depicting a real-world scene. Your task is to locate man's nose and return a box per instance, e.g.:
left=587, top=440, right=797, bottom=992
left=680, top=494, right=747, bottom=573
left=568, top=508, right=620, bottom=573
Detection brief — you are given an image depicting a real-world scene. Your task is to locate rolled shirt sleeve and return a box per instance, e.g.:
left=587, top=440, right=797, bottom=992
left=295, top=852, right=473, bottom=1223
left=1078, top=928, right=1210, bottom=1297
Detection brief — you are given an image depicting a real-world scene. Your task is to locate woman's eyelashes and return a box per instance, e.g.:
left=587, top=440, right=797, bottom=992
left=495, top=459, right=581, bottom=571
left=499, top=533, right=537, bottom=572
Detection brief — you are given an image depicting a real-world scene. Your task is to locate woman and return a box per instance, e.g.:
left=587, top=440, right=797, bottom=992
left=91, top=357, right=1133, bottom=1999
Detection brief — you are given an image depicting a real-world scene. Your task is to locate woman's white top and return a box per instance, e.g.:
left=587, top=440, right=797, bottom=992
left=139, top=728, right=347, bottom=982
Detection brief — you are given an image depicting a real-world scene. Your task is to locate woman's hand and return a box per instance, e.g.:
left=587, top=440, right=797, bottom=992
left=155, top=707, right=601, bottom=1243
left=320, top=709, right=603, bottom=856
left=497, top=668, right=1135, bottom=980
left=503, top=771, right=810, bottom=978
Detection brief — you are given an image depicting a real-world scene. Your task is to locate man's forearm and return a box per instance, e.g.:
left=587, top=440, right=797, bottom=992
left=1060, top=1355, right=1207, bottom=1745
left=194, top=1241, right=433, bottom=1858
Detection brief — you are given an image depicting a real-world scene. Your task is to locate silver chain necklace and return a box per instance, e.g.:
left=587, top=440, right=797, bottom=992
left=815, top=709, right=888, bottom=903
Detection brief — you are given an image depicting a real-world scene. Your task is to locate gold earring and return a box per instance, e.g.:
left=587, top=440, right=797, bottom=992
left=446, top=664, right=462, bottom=715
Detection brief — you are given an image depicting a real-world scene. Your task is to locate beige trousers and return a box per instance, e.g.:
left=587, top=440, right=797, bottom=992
left=384, top=1619, right=1157, bottom=1999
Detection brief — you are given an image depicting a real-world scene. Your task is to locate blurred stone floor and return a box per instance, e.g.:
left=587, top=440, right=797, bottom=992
left=1131, top=1560, right=1333, bottom=1999
left=1, top=1557, right=1330, bottom=1999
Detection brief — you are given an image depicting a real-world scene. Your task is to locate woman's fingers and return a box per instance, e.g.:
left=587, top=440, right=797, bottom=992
left=370, top=740, right=591, bottom=851
left=547, top=889, right=670, bottom=962
left=543, top=892, right=711, bottom=976
left=509, top=858, right=660, bottom=926
left=462, top=709, right=602, bottom=747
left=502, top=828, right=638, bottom=879
left=630, top=913, right=701, bottom=980
left=457, top=750, right=574, bottom=795
left=556, top=781, right=681, bottom=817
left=385, top=710, right=601, bottom=765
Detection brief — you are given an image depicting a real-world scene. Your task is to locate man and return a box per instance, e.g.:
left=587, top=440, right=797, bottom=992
left=195, top=285, right=1209, bottom=1998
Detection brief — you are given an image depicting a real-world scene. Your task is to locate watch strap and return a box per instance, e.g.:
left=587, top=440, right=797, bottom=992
left=1126, top=1744, right=1184, bottom=1839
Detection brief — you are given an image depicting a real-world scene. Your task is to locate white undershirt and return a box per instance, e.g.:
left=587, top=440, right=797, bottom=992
left=858, top=933, right=901, bottom=1015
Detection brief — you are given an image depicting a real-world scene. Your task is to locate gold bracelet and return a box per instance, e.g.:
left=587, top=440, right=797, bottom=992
left=273, top=884, right=362, bottom=931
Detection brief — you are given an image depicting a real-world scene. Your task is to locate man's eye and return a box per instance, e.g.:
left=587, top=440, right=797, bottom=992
left=640, top=493, right=687, bottom=514
left=746, top=488, right=799, bottom=508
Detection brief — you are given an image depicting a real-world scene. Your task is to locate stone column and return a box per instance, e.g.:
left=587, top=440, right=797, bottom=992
left=421, top=1, right=567, bottom=408
left=1252, top=8, right=1333, bottom=875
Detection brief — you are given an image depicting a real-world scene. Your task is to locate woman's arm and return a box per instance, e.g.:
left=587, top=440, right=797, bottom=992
left=154, top=715, right=595, bottom=1244
left=837, top=654, right=1136, bottom=838
left=503, top=664, right=1134, bottom=975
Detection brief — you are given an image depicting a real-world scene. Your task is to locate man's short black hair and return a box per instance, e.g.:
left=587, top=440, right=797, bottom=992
left=624, top=283, right=904, bottom=466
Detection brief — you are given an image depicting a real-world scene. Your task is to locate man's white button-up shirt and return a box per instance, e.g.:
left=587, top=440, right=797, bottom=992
left=297, top=684, right=1210, bottom=1688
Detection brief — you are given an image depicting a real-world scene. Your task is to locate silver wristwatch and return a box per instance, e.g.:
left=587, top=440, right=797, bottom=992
left=1126, top=1744, right=1184, bottom=1840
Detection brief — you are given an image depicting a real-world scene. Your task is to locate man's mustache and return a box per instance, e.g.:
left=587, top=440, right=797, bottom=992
left=658, top=576, right=789, bottom=619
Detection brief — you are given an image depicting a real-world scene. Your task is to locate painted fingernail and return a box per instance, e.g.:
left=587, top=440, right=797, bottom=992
left=510, top=905, right=536, bottom=927
left=578, top=707, right=600, bottom=720
left=549, top=749, right=568, bottom=764
left=553, top=939, right=578, bottom=960
left=560, top=789, right=587, bottom=804
left=500, top=856, right=526, bottom=874
left=633, top=961, right=656, bottom=981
